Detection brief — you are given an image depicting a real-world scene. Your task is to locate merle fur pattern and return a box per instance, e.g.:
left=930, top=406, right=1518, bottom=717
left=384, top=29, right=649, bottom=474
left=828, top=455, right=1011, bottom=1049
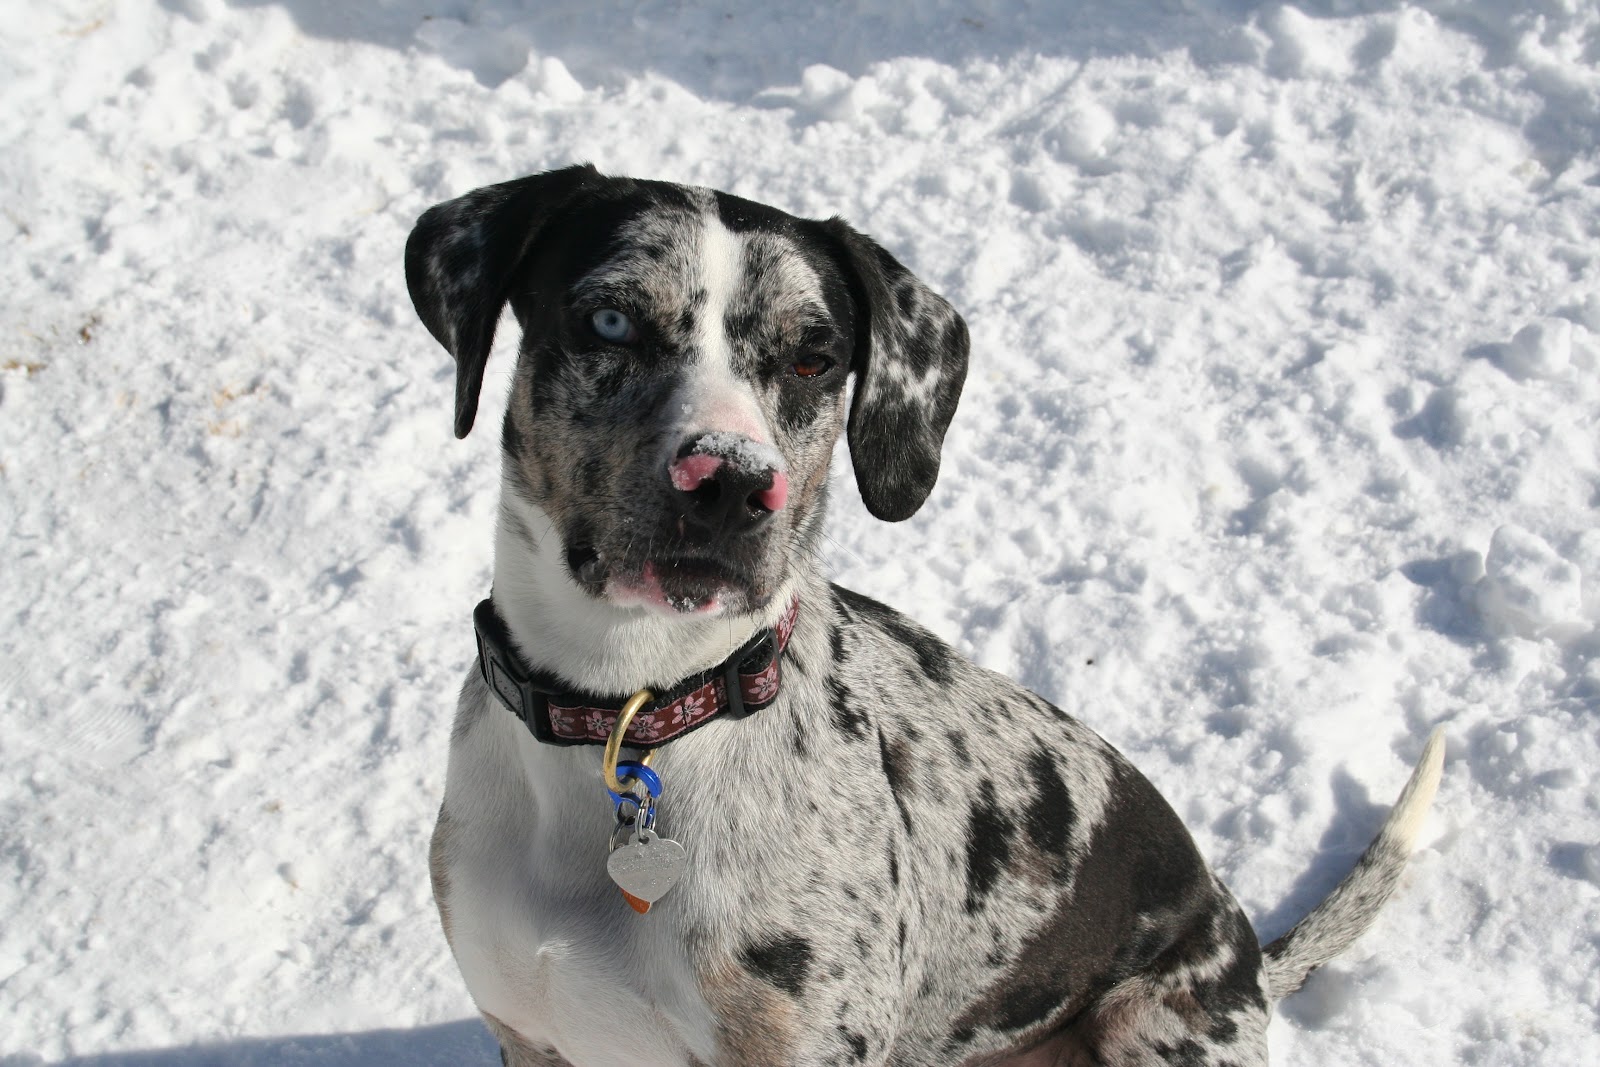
left=405, top=166, right=1443, bottom=1067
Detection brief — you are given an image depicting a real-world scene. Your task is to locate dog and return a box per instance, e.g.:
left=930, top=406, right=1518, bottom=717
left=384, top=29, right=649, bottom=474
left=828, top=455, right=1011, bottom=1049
left=405, top=164, right=1444, bottom=1067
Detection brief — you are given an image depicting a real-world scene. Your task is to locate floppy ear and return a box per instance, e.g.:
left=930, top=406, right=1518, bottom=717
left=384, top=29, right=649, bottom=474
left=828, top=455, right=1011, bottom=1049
left=820, top=220, right=970, bottom=522
left=405, top=164, right=601, bottom=438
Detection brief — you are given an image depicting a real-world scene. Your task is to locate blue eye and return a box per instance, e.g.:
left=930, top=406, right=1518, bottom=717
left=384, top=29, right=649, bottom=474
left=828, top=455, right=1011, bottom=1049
left=590, top=308, right=637, bottom=343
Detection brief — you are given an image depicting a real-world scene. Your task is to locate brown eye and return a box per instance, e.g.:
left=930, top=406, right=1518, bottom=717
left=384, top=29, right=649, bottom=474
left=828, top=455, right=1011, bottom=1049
left=791, top=356, right=834, bottom=378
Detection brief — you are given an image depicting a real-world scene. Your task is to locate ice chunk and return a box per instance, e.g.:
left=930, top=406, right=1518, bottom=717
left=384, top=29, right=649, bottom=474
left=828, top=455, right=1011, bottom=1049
left=1496, top=318, right=1572, bottom=380
left=1474, top=525, right=1584, bottom=638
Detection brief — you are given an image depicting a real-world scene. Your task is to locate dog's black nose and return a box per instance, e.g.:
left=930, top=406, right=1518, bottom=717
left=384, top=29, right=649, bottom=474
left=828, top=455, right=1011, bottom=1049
left=668, top=437, right=788, bottom=538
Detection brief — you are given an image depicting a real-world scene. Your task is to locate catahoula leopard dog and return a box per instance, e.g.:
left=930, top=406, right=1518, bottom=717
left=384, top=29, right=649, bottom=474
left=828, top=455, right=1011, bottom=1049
left=405, top=164, right=1444, bottom=1067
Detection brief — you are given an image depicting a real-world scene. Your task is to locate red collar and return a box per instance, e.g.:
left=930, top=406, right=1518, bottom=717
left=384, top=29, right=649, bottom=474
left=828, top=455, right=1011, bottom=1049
left=473, top=596, right=799, bottom=748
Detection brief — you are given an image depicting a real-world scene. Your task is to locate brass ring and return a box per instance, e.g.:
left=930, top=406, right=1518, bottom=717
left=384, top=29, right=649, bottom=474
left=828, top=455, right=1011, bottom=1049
left=602, top=688, right=656, bottom=794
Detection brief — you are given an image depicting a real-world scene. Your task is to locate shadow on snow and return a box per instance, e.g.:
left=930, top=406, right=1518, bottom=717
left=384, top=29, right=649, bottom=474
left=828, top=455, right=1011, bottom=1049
left=174, top=0, right=1595, bottom=172
left=13, top=1019, right=496, bottom=1067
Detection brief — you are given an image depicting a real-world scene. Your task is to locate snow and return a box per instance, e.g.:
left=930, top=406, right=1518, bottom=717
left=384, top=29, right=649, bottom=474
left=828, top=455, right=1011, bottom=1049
left=691, top=431, right=787, bottom=475
left=2, top=1, right=1598, bottom=1064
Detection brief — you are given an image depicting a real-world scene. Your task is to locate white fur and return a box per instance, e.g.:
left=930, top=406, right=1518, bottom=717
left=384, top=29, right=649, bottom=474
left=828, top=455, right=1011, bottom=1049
left=662, top=212, right=772, bottom=457
left=450, top=473, right=802, bottom=1065
left=1384, top=726, right=1446, bottom=852
left=440, top=684, right=717, bottom=1067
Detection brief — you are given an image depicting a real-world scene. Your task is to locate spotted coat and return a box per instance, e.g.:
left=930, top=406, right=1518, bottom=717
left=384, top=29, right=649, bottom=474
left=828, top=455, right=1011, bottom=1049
left=405, top=167, right=1443, bottom=1067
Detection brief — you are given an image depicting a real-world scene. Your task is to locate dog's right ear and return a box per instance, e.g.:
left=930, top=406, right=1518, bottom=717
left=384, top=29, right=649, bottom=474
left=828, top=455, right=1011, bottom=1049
left=405, top=164, right=601, bottom=438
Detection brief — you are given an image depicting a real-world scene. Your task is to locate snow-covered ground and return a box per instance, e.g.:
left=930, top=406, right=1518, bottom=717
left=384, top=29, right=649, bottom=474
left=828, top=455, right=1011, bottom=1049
left=3, top=1, right=1598, bottom=1063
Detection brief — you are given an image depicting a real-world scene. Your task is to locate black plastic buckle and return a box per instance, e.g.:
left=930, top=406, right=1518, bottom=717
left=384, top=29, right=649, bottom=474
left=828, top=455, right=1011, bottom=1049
left=474, top=598, right=561, bottom=744
left=721, top=626, right=778, bottom=719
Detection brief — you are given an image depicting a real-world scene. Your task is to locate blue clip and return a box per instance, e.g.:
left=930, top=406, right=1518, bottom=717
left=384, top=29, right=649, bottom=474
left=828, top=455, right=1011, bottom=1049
left=606, top=760, right=663, bottom=810
left=611, top=792, right=643, bottom=822
left=616, top=760, right=662, bottom=797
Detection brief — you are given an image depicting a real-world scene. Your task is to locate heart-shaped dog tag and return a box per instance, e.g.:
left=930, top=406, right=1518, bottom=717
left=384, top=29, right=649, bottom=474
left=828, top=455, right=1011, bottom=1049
left=606, top=827, right=688, bottom=906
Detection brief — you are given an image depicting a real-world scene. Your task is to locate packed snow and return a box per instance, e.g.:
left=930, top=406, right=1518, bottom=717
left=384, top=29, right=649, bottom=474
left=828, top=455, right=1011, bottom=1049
left=3, top=1, right=1598, bottom=1064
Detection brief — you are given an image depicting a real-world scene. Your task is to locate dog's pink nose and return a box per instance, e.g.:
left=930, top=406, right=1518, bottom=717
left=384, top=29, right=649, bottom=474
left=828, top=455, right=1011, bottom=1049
left=670, top=453, right=724, bottom=493
left=758, top=471, right=788, bottom=512
left=668, top=438, right=787, bottom=537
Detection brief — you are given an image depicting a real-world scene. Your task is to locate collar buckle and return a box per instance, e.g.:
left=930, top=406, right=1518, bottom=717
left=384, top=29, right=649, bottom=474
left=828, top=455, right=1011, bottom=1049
left=722, top=626, right=778, bottom=719
left=473, top=598, right=563, bottom=744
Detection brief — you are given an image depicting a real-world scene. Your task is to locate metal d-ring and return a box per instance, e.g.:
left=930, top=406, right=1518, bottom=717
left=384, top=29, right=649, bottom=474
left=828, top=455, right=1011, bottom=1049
left=602, top=689, right=657, bottom=795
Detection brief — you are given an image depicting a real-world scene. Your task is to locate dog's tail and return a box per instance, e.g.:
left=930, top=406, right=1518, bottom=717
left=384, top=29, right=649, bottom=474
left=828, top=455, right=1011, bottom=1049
left=1260, top=728, right=1445, bottom=1000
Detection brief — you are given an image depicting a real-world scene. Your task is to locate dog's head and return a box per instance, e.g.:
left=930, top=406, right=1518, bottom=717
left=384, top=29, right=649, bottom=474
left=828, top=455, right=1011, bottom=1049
left=406, top=165, right=968, bottom=618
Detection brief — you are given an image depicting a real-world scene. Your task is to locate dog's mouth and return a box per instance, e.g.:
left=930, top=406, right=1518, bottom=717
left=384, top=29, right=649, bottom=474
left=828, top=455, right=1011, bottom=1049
left=565, top=540, right=767, bottom=617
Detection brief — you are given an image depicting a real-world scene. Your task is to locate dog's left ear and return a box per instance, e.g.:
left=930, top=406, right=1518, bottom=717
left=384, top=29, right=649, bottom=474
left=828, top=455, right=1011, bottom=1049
left=405, top=164, right=601, bottom=438
left=818, top=220, right=970, bottom=522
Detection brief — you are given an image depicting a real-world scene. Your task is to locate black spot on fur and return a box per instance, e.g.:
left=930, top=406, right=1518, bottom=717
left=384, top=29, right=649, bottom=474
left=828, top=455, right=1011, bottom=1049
left=827, top=675, right=870, bottom=740
left=888, top=845, right=899, bottom=886
left=947, top=729, right=971, bottom=767
left=950, top=758, right=1228, bottom=1042
left=1029, top=692, right=1072, bottom=723
left=740, top=933, right=813, bottom=998
left=1127, top=923, right=1170, bottom=969
left=1183, top=908, right=1266, bottom=1030
left=878, top=728, right=914, bottom=834
left=895, top=281, right=918, bottom=320
left=834, top=586, right=953, bottom=684
left=591, top=359, right=633, bottom=402
left=838, top=1026, right=868, bottom=1061
left=1154, top=1039, right=1208, bottom=1066
left=725, top=307, right=763, bottom=343
left=500, top=410, right=525, bottom=458
left=982, top=980, right=1064, bottom=1037
left=829, top=623, right=847, bottom=665
left=1023, top=750, right=1075, bottom=861
left=964, top=780, right=1014, bottom=913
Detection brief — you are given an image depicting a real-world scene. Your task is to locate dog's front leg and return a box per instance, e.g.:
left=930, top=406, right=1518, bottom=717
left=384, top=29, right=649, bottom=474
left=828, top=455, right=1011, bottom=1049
left=482, top=1012, right=576, bottom=1067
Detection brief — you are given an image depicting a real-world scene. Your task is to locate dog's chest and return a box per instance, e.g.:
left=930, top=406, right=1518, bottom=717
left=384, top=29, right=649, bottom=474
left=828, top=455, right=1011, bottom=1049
left=441, top=720, right=716, bottom=1065
left=441, top=692, right=904, bottom=1067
